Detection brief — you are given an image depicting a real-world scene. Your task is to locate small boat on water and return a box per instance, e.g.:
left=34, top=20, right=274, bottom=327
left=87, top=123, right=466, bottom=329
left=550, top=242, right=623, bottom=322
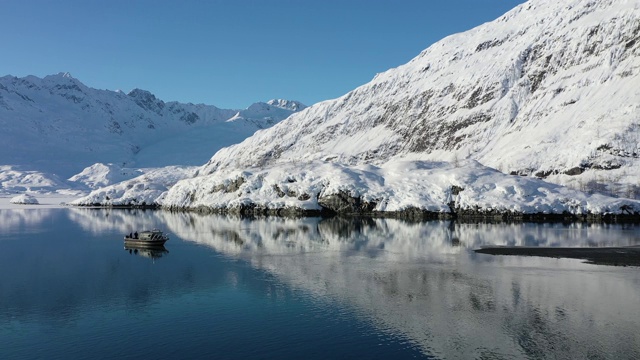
left=124, top=229, right=169, bottom=247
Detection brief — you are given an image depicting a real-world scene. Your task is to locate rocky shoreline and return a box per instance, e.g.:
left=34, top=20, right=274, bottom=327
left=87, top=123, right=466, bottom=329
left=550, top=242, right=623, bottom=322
left=78, top=183, right=640, bottom=223
left=152, top=202, right=640, bottom=223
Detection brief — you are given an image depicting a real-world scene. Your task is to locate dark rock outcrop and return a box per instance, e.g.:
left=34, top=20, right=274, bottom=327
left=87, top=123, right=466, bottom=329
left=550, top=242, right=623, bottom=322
left=318, top=190, right=377, bottom=214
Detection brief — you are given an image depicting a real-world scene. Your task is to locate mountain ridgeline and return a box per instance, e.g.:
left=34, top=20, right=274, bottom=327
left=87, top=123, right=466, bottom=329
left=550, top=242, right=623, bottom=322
left=0, top=72, right=306, bottom=177
left=198, top=0, right=640, bottom=197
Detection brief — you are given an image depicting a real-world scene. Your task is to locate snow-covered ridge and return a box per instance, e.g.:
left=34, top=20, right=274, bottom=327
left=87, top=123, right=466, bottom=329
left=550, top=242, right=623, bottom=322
left=0, top=165, right=71, bottom=195
left=68, top=163, right=144, bottom=190
left=71, top=166, right=197, bottom=207
left=195, top=0, right=640, bottom=197
left=266, top=99, right=306, bottom=111
left=10, top=194, right=39, bottom=205
left=227, top=99, right=308, bottom=128
left=0, top=73, right=306, bottom=178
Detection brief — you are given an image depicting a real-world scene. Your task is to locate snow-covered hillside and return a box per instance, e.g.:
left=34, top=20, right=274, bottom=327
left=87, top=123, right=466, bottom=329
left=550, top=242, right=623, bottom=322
left=0, top=165, right=70, bottom=195
left=74, top=158, right=640, bottom=218
left=152, top=159, right=640, bottom=217
left=0, top=73, right=306, bottom=178
left=71, top=166, right=197, bottom=207
left=193, top=0, right=640, bottom=197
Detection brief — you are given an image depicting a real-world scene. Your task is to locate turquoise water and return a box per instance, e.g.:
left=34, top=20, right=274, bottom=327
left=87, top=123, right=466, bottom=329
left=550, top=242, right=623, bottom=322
left=1, top=208, right=639, bottom=359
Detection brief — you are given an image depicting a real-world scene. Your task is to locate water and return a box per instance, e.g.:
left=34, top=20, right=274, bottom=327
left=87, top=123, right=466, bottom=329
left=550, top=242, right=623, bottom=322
left=1, top=208, right=639, bottom=359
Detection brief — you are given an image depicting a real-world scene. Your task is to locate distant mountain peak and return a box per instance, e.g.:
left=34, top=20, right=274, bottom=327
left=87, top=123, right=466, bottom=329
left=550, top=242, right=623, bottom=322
left=127, top=88, right=157, bottom=99
left=127, top=88, right=165, bottom=113
left=44, top=72, right=76, bottom=81
left=225, top=99, right=307, bottom=128
left=266, top=99, right=306, bottom=111
left=0, top=73, right=308, bottom=180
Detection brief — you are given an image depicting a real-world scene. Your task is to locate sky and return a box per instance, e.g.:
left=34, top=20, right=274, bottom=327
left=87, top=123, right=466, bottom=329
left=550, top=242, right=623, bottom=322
left=1, top=0, right=525, bottom=109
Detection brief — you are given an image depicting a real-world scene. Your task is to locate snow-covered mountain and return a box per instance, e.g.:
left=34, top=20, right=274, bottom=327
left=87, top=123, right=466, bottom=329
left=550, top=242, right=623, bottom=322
left=225, top=99, right=307, bottom=129
left=143, top=0, right=640, bottom=216
left=0, top=73, right=306, bottom=180
left=192, top=0, right=639, bottom=194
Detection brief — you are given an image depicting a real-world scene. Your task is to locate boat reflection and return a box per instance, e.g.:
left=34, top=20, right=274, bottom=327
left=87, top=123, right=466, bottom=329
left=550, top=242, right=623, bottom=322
left=124, top=244, right=169, bottom=260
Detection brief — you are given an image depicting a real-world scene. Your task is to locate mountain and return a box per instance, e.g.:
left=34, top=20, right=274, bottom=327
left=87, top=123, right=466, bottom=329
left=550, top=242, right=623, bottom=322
left=225, top=99, right=307, bottom=129
left=149, top=0, right=640, bottom=216
left=191, top=0, right=639, bottom=196
left=0, top=165, right=70, bottom=193
left=0, top=73, right=306, bottom=178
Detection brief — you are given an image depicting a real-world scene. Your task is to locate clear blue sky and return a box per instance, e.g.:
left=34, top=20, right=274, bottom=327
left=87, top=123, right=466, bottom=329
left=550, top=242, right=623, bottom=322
left=2, top=0, right=525, bottom=109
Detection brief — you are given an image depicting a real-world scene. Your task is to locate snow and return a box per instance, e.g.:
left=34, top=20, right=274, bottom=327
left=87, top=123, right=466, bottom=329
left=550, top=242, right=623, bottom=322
left=3, top=0, right=640, bottom=216
left=0, top=193, right=77, bottom=209
left=160, top=159, right=640, bottom=215
left=0, top=73, right=305, bottom=181
left=68, top=163, right=144, bottom=190
left=71, top=166, right=197, bottom=206
left=0, top=72, right=305, bottom=199
left=0, top=165, right=70, bottom=194
left=196, top=0, right=640, bottom=198
left=10, top=194, right=39, bottom=205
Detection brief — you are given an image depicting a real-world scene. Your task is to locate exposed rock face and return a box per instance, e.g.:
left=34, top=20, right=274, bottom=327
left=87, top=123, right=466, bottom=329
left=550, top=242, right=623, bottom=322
left=318, top=190, right=377, bottom=214
left=127, top=88, right=166, bottom=115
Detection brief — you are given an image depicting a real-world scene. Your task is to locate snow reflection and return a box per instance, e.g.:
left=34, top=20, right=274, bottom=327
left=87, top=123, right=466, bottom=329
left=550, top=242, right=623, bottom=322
left=0, top=208, right=57, bottom=231
left=154, top=212, right=640, bottom=359
left=40, top=209, right=640, bottom=358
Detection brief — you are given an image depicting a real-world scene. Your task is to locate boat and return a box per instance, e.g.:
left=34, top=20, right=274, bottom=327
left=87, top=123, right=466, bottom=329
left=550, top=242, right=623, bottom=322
left=124, top=229, right=169, bottom=247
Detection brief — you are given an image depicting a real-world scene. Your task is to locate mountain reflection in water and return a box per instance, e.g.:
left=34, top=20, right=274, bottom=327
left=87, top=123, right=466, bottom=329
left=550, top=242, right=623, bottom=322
left=160, top=213, right=640, bottom=359
left=2, top=208, right=639, bottom=359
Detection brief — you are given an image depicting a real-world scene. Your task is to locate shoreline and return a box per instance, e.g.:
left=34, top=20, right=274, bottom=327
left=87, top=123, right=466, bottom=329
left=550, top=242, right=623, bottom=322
left=65, top=203, right=640, bottom=223
left=5, top=195, right=640, bottom=224
left=475, top=245, right=640, bottom=267
left=0, top=194, right=80, bottom=210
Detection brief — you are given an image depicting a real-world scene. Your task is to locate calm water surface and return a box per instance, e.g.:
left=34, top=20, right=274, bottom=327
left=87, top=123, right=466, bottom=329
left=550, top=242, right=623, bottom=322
left=1, top=208, right=639, bottom=359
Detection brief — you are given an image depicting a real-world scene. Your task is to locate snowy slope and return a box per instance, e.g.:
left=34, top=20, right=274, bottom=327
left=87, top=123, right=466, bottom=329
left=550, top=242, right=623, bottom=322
left=67, top=163, right=144, bottom=190
left=74, top=159, right=640, bottom=216
left=71, top=166, right=197, bottom=207
left=0, top=73, right=306, bottom=178
left=0, top=165, right=73, bottom=195
left=194, top=0, right=640, bottom=196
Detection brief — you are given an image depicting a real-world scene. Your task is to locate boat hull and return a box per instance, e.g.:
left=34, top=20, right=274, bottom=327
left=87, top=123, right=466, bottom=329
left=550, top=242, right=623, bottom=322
left=124, top=238, right=168, bottom=247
